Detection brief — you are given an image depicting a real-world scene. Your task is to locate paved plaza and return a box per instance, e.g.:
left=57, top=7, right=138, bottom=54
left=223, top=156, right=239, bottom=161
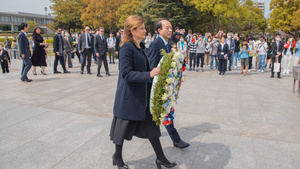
left=0, top=58, right=300, bottom=169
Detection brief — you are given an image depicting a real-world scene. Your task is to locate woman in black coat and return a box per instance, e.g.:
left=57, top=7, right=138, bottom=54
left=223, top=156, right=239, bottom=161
left=110, top=15, right=176, bottom=169
left=217, top=36, right=229, bottom=75
left=31, top=26, right=47, bottom=75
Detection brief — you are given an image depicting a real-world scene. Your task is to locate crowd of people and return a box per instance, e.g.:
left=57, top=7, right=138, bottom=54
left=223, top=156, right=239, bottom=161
left=1, top=22, right=300, bottom=81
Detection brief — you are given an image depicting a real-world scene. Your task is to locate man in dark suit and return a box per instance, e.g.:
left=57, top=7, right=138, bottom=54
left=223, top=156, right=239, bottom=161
left=18, top=23, right=32, bottom=82
left=95, top=27, right=110, bottom=77
left=271, top=34, right=284, bottom=78
left=53, top=27, right=70, bottom=74
left=148, top=19, right=190, bottom=149
left=0, top=44, right=11, bottom=73
left=78, top=26, right=94, bottom=74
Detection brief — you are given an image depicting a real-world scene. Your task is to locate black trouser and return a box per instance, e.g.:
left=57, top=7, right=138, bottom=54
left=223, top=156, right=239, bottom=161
left=271, top=56, right=282, bottom=77
left=219, top=59, right=227, bottom=73
left=189, top=52, right=196, bottom=69
left=228, top=51, right=233, bottom=70
left=81, top=48, right=92, bottom=73
left=53, top=53, right=66, bottom=72
left=249, top=57, right=253, bottom=69
left=196, top=53, right=205, bottom=68
left=97, top=53, right=109, bottom=75
left=165, top=122, right=181, bottom=143
left=0, top=61, right=9, bottom=73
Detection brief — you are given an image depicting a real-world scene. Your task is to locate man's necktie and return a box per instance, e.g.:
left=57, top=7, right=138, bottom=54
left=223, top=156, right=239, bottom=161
left=166, top=44, right=171, bottom=53
left=87, top=34, right=91, bottom=47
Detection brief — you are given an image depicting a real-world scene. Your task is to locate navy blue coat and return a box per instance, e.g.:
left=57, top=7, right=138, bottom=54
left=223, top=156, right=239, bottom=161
left=113, top=41, right=152, bottom=121
left=148, top=37, right=167, bottom=69
left=18, top=31, right=31, bottom=58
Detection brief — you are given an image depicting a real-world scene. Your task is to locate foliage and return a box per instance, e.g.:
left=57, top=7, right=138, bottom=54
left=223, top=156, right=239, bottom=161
left=269, top=0, right=300, bottom=36
left=116, top=0, right=143, bottom=28
left=50, top=0, right=86, bottom=32
left=81, top=0, right=126, bottom=32
left=26, top=21, right=37, bottom=33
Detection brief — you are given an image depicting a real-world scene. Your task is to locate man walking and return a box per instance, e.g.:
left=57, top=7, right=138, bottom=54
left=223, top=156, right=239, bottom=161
left=271, top=34, right=284, bottom=78
left=53, top=28, right=70, bottom=74
left=148, top=19, right=190, bottom=149
left=18, top=23, right=32, bottom=82
left=78, top=26, right=94, bottom=74
left=95, top=27, right=110, bottom=77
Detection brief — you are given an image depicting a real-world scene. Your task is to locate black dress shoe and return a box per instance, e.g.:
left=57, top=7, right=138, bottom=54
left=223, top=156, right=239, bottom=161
left=24, top=79, right=32, bottom=82
left=106, top=72, right=111, bottom=76
left=64, top=70, right=70, bottom=73
left=112, top=155, right=129, bottom=169
left=97, top=74, right=103, bottom=77
left=54, top=71, right=61, bottom=74
left=277, top=76, right=282, bottom=79
left=80, top=71, right=84, bottom=74
left=174, top=140, right=190, bottom=149
left=270, top=75, right=274, bottom=78
left=87, top=72, right=92, bottom=75
left=155, top=158, right=176, bottom=169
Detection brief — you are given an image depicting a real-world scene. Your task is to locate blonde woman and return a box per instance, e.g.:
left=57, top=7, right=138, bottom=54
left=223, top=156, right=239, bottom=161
left=110, top=16, right=176, bottom=169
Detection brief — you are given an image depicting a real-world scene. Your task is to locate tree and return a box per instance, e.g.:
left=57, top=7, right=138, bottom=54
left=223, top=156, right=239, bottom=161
left=81, top=0, right=126, bottom=32
left=26, top=21, right=37, bottom=33
left=269, top=0, right=300, bottom=36
left=50, top=0, right=86, bottom=32
left=141, top=0, right=200, bottom=33
left=116, top=0, right=143, bottom=28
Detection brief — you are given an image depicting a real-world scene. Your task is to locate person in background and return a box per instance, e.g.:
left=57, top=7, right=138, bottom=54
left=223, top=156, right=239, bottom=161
left=295, top=38, right=300, bottom=66
left=11, top=38, right=18, bottom=59
left=95, top=27, right=110, bottom=77
left=217, top=36, right=229, bottom=75
left=78, top=26, right=94, bottom=74
left=282, top=38, right=294, bottom=75
left=0, top=44, right=11, bottom=73
left=248, top=39, right=255, bottom=72
left=107, top=32, right=116, bottom=64
left=256, top=37, right=268, bottom=73
left=208, top=36, right=219, bottom=70
left=4, top=36, right=12, bottom=58
left=271, top=34, right=284, bottom=78
left=18, top=23, right=32, bottom=82
left=188, top=35, right=197, bottom=71
left=232, top=33, right=240, bottom=69
left=63, top=31, right=73, bottom=68
left=240, top=41, right=250, bottom=75
left=226, top=32, right=235, bottom=71
left=53, top=27, right=70, bottom=74
left=266, top=39, right=273, bottom=69
left=144, top=32, right=153, bottom=49
left=115, top=28, right=124, bottom=60
left=195, top=34, right=206, bottom=72
left=31, top=26, right=47, bottom=75
left=176, top=35, right=187, bottom=59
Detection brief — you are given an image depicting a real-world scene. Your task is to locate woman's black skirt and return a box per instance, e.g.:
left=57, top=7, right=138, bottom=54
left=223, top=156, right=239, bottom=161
left=110, top=115, right=161, bottom=145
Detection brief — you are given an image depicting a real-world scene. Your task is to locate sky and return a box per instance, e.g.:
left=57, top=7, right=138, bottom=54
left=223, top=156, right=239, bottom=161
left=0, top=0, right=53, bottom=15
left=0, top=0, right=272, bottom=18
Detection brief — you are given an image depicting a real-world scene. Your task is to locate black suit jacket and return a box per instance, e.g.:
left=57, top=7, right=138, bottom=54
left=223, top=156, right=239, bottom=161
left=271, top=41, right=284, bottom=58
left=78, top=33, right=94, bottom=52
left=148, top=37, right=167, bottom=69
left=113, top=42, right=152, bottom=121
left=53, top=34, right=64, bottom=53
left=95, top=35, right=108, bottom=55
left=217, top=43, right=229, bottom=60
left=18, top=31, right=31, bottom=58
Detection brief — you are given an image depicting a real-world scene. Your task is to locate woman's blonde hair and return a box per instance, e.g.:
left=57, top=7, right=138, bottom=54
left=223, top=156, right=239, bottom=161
left=120, top=15, right=144, bottom=47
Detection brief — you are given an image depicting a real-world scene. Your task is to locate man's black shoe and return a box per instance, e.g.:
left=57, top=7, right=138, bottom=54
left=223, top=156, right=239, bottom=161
left=24, top=79, right=32, bottom=82
left=174, top=140, right=190, bottom=149
left=80, top=71, right=83, bottom=74
left=278, top=76, right=282, bottom=79
left=106, top=72, right=111, bottom=76
left=270, top=75, right=274, bottom=78
left=54, top=71, right=61, bottom=74
left=64, top=70, right=70, bottom=73
left=87, top=72, right=92, bottom=75
left=97, top=74, right=103, bottom=77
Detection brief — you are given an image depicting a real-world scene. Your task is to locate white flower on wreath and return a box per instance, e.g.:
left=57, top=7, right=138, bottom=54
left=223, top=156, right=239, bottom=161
left=171, top=62, right=176, bottom=68
left=162, top=93, right=169, bottom=101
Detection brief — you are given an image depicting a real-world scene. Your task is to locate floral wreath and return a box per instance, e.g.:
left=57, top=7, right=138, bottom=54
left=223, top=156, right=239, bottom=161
left=150, top=49, right=186, bottom=126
